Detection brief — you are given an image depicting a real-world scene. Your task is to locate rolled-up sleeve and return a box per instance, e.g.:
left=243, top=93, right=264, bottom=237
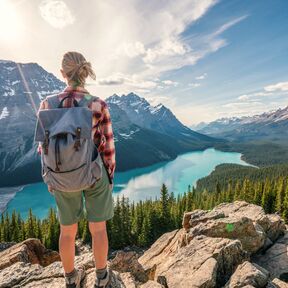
left=100, top=102, right=116, bottom=182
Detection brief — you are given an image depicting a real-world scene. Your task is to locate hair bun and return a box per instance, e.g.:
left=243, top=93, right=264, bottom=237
left=78, top=61, right=88, bottom=69
left=62, top=51, right=96, bottom=85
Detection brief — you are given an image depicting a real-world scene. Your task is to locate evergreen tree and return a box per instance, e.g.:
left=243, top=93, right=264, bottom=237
left=138, top=213, right=152, bottom=247
left=159, top=184, right=170, bottom=233
left=10, top=210, right=19, bottom=242
left=261, top=178, right=274, bottom=213
left=276, top=176, right=285, bottom=213
left=282, top=182, right=288, bottom=221
left=25, top=208, right=36, bottom=238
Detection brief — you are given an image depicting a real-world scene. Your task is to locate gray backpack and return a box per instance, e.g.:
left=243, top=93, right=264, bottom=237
left=34, top=92, right=104, bottom=192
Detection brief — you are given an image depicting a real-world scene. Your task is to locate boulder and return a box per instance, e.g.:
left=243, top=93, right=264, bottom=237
left=253, top=231, right=288, bottom=281
left=0, top=238, right=148, bottom=288
left=183, top=201, right=286, bottom=254
left=139, top=232, right=248, bottom=288
left=0, top=262, right=43, bottom=288
left=83, top=267, right=126, bottom=288
left=140, top=280, right=164, bottom=288
left=267, top=278, right=288, bottom=288
left=0, top=242, right=16, bottom=252
left=109, top=250, right=148, bottom=283
left=0, top=238, right=60, bottom=270
left=183, top=209, right=225, bottom=231
left=212, top=201, right=286, bottom=242
left=185, top=216, right=265, bottom=254
left=139, top=201, right=287, bottom=287
left=0, top=253, right=129, bottom=288
left=224, top=261, right=269, bottom=288
left=137, top=229, right=182, bottom=278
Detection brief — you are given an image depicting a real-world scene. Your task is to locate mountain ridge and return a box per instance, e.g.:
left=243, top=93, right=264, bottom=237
left=196, top=105, right=288, bottom=143
left=0, top=59, right=222, bottom=187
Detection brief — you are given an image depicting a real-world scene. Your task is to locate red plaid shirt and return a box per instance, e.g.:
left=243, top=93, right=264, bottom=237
left=37, top=85, right=116, bottom=181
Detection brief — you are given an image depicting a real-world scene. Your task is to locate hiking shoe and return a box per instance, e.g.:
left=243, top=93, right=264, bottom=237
left=65, top=265, right=85, bottom=288
left=94, top=267, right=112, bottom=288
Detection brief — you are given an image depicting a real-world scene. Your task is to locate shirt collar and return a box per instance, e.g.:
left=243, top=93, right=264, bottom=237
left=63, top=85, right=89, bottom=94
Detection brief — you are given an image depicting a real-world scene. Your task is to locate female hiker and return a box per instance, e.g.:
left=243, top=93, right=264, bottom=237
left=37, top=51, right=116, bottom=288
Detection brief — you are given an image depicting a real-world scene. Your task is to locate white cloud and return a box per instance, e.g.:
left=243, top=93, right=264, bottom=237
left=238, top=91, right=272, bottom=100
left=39, top=0, right=75, bottom=29
left=188, top=83, right=201, bottom=88
left=213, top=15, right=248, bottom=36
left=114, top=41, right=146, bottom=58
left=97, top=74, right=125, bottom=86
left=264, top=81, right=288, bottom=92
left=221, top=82, right=288, bottom=121
left=2, top=0, right=251, bottom=124
left=162, top=80, right=179, bottom=87
left=195, top=73, right=207, bottom=80
left=143, top=38, right=191, bottom=64
left=106, top=2, right=247, bottom=83
left=222, top=101, right=262, bottom=109
left=97, top=73, right=158, bottom=89
left=238, top=94, right=249, bottom=101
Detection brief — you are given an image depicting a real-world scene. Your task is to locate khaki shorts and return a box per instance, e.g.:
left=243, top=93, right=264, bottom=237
left=53, top=168, right=114, bottom=225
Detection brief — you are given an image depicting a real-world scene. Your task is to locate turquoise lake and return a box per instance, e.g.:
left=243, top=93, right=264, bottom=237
left=5, top=148, right=252, bottom=219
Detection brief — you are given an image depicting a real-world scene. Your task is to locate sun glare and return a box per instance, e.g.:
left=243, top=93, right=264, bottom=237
left=0, top=0, right=24, bottom=42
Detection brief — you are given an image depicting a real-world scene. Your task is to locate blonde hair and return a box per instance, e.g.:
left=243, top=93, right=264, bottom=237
left=61, top=51, right=96, bottom=87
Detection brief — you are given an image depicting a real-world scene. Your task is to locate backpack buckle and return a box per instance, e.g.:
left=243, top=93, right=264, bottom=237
left=74, top=127, right=81, bottom=151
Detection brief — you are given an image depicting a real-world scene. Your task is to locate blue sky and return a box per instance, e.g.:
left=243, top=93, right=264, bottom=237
left=1, top=0, right=288, bottom=125
left=167, top=0, right=288, bottom=125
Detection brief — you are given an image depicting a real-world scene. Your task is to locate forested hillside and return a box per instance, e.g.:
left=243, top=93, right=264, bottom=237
left=196, top=163, right=288, bottom=192
left=214, top=141, right=288, bottom=167
left=1, top=170, right=288, bottom=251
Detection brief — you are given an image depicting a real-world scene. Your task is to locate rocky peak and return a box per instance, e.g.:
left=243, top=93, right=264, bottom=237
left=198, top=104, right=288, bottom=137
left=106, top=92, right=150, bottom=108
left=107, top=93, right=121, bottom=104
left=1, top=201, right=287, bottom=287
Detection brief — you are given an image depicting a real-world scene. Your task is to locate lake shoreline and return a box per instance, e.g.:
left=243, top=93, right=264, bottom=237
left=0, top=145, right=216, bottom=190
left=0, top=185, right=26, bottom=214
left=2, top=148, right=253, bottom=218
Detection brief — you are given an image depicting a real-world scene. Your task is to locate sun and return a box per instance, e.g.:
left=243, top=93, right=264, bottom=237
left=0, top=0, right=24, bottom=43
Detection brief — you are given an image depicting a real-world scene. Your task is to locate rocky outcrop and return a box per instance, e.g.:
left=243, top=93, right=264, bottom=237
left=139, top=233, right=248, bottom=287
left=0, top=201, right=287, bottom=288
left=139, top=201, right=287, bottom=288
left=0, top=240, right=160, bottom=288
left=109, top=251, right=148, bottom=283
left=0, top=238, right=60, bottom=270
left=253, top=228, right=288, bottom=283
left=268, top=278, right=288, bottom=288
left=224, top=261, right=269, bottom=288
left=181, top=201, right=286, bottom=254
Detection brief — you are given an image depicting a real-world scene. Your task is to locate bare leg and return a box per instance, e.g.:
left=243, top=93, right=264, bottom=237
left=89, top=221, right=108, bottom=269
left=59, top=223, right=78, bottom=273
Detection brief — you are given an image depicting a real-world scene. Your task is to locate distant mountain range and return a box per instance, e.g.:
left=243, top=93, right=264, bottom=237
left=0, top=60, right=65, bottom=187
left=194, top=107, right=288, bottom=143
left=0, top=60, right=224, bottom=187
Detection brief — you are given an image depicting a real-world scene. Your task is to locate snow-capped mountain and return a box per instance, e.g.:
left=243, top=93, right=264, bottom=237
left=106, top=92, right=219, bottom=144
left=196, top=106, right=288, bottom=142
left=0, top=60, right=223, bottom=187
left=195, top=116, right=251, bottom=134
left=0, top=60, right=65, bottom=186
left=106, top=100, right=225, bottom=171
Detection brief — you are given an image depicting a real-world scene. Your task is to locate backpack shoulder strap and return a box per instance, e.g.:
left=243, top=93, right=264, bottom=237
left=45, top=93, right=99, bottom=109
left=77, top=94, right=100, bottom=108
left=45, top=94, right=61, bottom=109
